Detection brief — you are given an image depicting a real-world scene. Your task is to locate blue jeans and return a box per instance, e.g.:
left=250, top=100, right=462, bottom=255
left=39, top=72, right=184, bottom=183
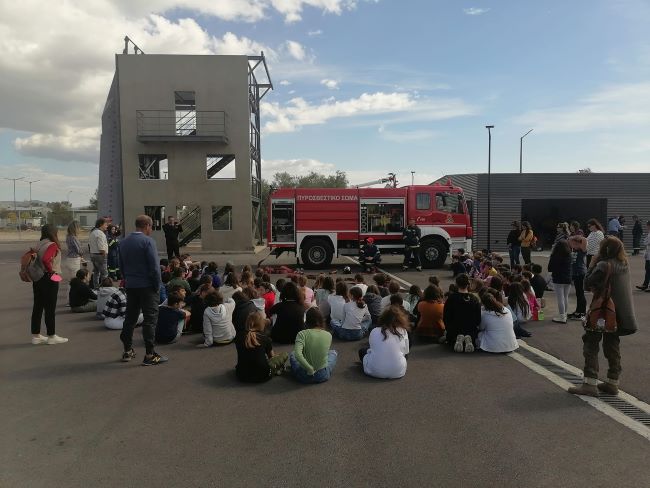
left=290, top=350, right=338, bottom=383
left=330, top=321, right=369, bottom=341
left=509, top=246, right=521, bottom=267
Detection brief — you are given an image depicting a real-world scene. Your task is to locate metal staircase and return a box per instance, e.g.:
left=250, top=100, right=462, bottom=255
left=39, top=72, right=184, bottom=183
left=177, top=205, right=234, bottom=247
left=206, top=155, right=235, bottom=179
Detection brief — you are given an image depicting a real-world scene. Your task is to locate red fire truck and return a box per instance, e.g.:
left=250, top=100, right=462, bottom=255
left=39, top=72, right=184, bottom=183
left=267, top=180, right=473, bottom=269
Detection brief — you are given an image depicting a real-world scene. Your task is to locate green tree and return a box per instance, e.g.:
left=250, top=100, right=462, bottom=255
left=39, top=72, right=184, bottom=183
left=47, top=202, right=72, bottom=228
left=87, top=188, right=98, bottom=210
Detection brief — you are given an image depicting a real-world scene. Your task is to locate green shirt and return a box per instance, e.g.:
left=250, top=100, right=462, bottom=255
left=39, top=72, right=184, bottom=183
left=293, top=328, right=332, bottom=375
left=168, top=277, right=191, bottom=294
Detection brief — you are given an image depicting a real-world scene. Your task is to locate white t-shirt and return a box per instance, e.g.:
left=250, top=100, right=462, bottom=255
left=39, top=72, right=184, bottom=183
left=328, top=295, right=346, bottom=324
left=341, top=301, right=371, bottom=330
left=363, top=327, right=409, bottom=379
left=380, top=294, right=411, bottom=313
left=351, top=283, right=368, bottom=295
left=477, top=308, right=518, bottom=353
left=220, top=285, right=242, bottom=301
left=202, top=299, right=236, bottom=344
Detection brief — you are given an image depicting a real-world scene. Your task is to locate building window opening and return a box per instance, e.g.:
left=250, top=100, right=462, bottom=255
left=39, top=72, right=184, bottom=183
left=212, top=206, right=232, bottom=231
left=207, top=155, right=236, bottom=179
left=175, top=91, right=196, bottom=136
left=144, top=206, right=165, bottom=230
left=139, top=154, right=168, bottom=180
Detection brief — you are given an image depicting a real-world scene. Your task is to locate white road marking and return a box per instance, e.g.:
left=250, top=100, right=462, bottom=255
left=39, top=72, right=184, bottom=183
left=344, top=255, right=650, bottom=442
left=509, top=351, right=650, bottom=442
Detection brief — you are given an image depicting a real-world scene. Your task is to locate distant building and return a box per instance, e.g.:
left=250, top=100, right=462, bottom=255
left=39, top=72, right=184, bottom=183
left=98, top=49, right=272, bottom=252
left=72, top=209, right=98, bottom=229
left=434, top=173, right=650, bottom=251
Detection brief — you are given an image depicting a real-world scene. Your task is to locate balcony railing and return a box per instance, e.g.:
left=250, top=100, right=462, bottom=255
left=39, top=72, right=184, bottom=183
left=136, top=110, right=229, bottom=143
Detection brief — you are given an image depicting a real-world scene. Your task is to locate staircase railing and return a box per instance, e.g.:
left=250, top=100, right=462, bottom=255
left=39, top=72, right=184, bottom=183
left=178, top=206, right=202, bottom=247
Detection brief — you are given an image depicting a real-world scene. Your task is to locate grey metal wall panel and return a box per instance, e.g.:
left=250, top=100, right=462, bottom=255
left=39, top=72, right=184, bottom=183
left=98, top=72, right=123, bottom=224
left=438, top=173, right=650, bottom=252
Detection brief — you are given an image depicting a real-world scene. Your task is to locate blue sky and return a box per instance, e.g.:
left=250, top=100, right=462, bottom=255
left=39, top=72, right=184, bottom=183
left=1, top=0, right=649, bottom=206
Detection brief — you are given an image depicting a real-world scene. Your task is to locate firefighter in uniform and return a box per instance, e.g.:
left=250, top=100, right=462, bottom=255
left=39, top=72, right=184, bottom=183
left=402, top=218, right=422, bottom=271
left=359, top=237, right=381, bottom=272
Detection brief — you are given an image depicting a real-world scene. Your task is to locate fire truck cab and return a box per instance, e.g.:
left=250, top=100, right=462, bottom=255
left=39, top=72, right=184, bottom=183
left=268, top=181, right=472, bottom=269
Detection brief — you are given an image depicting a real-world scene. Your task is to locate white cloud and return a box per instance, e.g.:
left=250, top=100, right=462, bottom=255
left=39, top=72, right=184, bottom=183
left=262, top=92, right=417, bottom=133
left=14, top=128, right=101, bottom=162
left=262, top=90, right=475, bottom=133
left=285, top=40, right=308, bottom=61
left=262, top=158, right=336, bottom=179
left=378, top=125, right=438, bottom=143
left=463, top=7, right=490, bottom=15
left=279, top=80, right=292, bottom=85
left=270, top=0, right=366, bottom=23
left=514, top=82, right=650, bottom=133
left=307, top=29, right=323, bottom=36
left=320, top=79, right=339, bottom=90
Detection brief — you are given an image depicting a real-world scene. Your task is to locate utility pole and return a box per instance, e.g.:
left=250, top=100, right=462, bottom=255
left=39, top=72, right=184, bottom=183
left=519, top=129, right=533, bottom=173
left=26, top=179, right=40, bottom=227
left=4, top=176, right=25, bottom=239
left=411, top=171, right=415, bottom=186
left=67, top=191, right=75, bottom=224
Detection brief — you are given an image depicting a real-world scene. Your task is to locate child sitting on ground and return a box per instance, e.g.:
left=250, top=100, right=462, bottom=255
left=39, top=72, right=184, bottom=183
left=521, top=279, right=541, bottom=321
left=416, top=285, right=446, bottom=341
left=290, top=308, right=338, bottom=384
left=96, top=277, right=119, bottom=319
left=198, top=290, right=236, bottom=347
left=69, top=269, right=98, bottom=313
left=155, top=293, right=186, bottom=344
left=360, top=306, right=410, bottom=379
left=235, top=312, right=288, bottom=383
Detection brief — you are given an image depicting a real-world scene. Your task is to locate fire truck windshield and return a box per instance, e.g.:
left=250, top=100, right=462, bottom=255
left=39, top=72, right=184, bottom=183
left=436, top=192, right=464, bottom=214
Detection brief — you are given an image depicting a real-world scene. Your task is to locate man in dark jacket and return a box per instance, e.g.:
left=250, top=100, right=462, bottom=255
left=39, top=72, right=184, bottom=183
left=119, top=215, right=167, bottom=366
left=162, top=216, right=183, bottom=261
left=402, top=219, right=422, bottom=271
left=632, top=215, right=643, bottom=255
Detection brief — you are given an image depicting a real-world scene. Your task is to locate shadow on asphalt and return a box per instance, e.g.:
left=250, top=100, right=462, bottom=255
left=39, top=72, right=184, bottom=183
left=6, top=359, right=126, bottom=381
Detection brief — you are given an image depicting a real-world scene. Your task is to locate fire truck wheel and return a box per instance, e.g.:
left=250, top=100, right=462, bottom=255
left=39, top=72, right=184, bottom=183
left=419, top=239, right=448, bottom=269
left=301, top=238, right=334, bottom=269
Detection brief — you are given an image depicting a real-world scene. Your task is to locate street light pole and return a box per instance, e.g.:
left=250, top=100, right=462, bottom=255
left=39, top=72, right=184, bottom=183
left=4, top=176, right=25, bottom=238
left=519, top=128, right=533, bottom=173
left=26, top=179, right=40, bottom=227
left=485, top=126, right=494, bottom=252
left=66, top=191, right=75, bottom=224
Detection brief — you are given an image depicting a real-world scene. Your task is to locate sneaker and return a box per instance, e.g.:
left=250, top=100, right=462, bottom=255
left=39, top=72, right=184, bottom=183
left=416, top=266, right=422, bottom=272
left=402, top=266, right=408, bottom=271
left=31, top=334, right=48, bottom=345
left=635, top=285, right=648, bottom=291
left=552, top=315, right=567, bottom=324
left=454, top=334, right=465, bottom=353
left=121, top=349, right=136, bottom=362
left=567, top=383, right=598, bottom=397
left=142, top=353, right=168, bottom=366
left=46, top=335, right=68, bottom=345
left=570, top=313, right=585, bottom=321
left=463, top=335, right=475, bottom=353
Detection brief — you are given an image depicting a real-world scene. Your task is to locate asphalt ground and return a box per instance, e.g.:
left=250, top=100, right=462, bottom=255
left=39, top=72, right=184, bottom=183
left=1, top=242, right=649, bottom=487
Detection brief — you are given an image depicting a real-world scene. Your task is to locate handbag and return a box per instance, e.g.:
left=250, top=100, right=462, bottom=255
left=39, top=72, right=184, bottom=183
left=583, top=262, right=617, bottom=333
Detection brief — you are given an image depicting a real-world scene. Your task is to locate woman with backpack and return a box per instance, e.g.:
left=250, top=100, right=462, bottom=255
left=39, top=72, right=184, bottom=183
left=518, top=221, right=535, bottom=264
left=568, top=236, right=638, bottom=397
left=30, top=225, right=68, bottom=345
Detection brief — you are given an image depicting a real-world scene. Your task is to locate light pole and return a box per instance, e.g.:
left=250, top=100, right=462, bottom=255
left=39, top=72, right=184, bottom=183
left=519, top=128, right=533, bottom=173
left=26, top=179, right=40, bottom=227
left=485, top=125, right=494, bottom=252
left=4, top=176, right=25, bottom=238
left=411, top=171, right=415, bottom=185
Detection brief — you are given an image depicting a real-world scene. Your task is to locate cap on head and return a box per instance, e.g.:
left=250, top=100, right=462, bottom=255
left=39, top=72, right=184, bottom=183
left=366, top=237, right=374, bottom=244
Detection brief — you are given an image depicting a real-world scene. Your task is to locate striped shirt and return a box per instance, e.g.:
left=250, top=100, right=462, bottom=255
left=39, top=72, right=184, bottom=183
left=66, top=234, right=83, bottom=258
left=103, top=290, right=127, bottom=318
left=586, top=230, right=604, bottom=256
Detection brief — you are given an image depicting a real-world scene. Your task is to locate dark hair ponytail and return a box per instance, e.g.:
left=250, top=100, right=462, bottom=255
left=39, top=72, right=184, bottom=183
left=349, top=286, right=365, bottom=308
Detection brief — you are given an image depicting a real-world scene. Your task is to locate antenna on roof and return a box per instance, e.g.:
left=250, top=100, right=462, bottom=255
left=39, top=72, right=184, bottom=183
left=123, top=36, right=145, bottom=55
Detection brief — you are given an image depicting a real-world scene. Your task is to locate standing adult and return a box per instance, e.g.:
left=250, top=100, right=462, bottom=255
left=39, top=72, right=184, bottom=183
left=30, top=224, right=68, bottom=345
left=62, top=220, right=84, bottom=301
left=118, top=215, right=167, bottom=366
left=607, top=216, right=623, bottom=238
left=507, top=221, right=521, bottom=268
left=567, top=234, right=588, bottom=321
left=554, top=222, right=570, bottom=246
left=548, top=239, right=572, bottom=323
left=568, top=237, right=638, bottom=397
left=618, top=215, right=626, bottom=241
left=402, top=218, right=422, bottom=271
left=107, top=224, right=121, bottom=280
left=518, top=221, right=534, bottom=265
left=586, top=219, right=605, bottom=267
left=569, top=221, right=584, bottom=237
left=631, top=215, right=643, bottom=256
left=162, top=216, right=183, bottom=261
left=88, top=218, right=109, bottom=289
left=636, top=220, right=650, bottom=292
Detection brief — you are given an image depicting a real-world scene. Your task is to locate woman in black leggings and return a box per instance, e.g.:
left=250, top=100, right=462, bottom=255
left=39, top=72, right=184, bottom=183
left=31, top=225, right=68, bottom=345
